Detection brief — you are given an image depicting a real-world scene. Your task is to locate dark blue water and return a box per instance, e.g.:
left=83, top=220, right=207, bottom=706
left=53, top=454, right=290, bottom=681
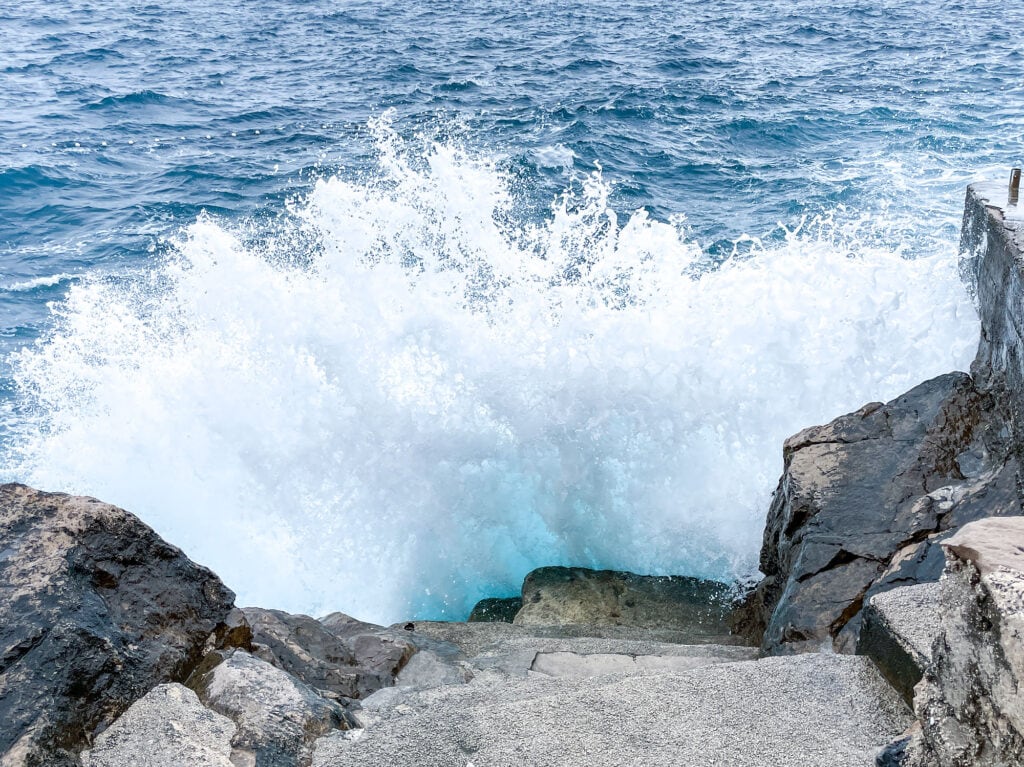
left=1, top=0, right=1021, bottom=620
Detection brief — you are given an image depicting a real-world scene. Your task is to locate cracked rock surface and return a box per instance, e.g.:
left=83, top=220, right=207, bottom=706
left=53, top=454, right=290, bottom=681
left=734, top=372, right=1022, bottom=655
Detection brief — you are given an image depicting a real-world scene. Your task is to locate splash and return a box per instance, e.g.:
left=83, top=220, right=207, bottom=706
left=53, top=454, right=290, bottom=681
left=2, top=121, right=978, bottom=622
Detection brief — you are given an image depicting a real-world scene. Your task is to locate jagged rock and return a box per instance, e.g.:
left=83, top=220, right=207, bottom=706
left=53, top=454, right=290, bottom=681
left=734, top=373, right=1023, bottom=655
left=467, top=597, right=522, bottom=622
left=857, top=582, right=941, bottom=704
left=513, top=566, right=734, bottom=638
left=912, top=517, right=1024, bottom=766
left=79, top=684, right=236, bottom=767
left=242, top=608, right=415, bottom=701
left=188, top=650, right=357, bottom=767
left=0, top=484, right=235, bottom=767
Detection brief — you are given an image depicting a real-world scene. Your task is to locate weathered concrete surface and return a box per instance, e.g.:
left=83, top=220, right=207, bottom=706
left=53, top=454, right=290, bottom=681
left=912, top=517, right=1024, bottom=766
left=311, top=653, right=911, bottom=767
left=0, top=484, right=236, bottom=767
left=514, top=566, right=735, bottom=640
left=79, top=684, right=235, bottom=767
left=529, top=649, right=743, bottom=678
left=857, top=582, right=940, bottom=704
left=189, top=650, right=356, bottom=767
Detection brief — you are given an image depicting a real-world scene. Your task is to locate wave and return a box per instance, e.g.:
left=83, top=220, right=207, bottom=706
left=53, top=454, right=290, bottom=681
left=1, top=117, right=979, bottom=623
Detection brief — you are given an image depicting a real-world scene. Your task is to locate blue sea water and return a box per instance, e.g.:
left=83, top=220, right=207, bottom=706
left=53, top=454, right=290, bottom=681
left=1, top=0, right=1022, bottom=622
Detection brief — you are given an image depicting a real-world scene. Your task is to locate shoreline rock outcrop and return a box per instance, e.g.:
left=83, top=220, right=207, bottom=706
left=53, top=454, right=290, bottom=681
left=0, top=484, right=235, bottom=767
left=4, top=179, right=1024, bottom=765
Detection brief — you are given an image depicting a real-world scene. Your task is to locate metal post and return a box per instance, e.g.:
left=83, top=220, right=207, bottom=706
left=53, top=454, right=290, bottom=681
left=1010, top=168, right=1021, bottom=206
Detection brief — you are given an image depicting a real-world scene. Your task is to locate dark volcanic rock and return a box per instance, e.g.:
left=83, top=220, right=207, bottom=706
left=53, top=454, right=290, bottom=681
left=242, top=608, right=415, bottom=701
left=735, top=373, right=1023, bottom=655
left=467, top=597, right=523, bottom=623
left=0, top=483, right=235, bottom=766
left=514, top=566, right=736, bottom=640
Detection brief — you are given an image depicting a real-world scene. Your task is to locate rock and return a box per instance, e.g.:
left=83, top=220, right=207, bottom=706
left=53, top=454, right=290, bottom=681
left=735, top=373, right=1023, bottom=655
left=912, top=517, right=1024, bottom=766
left=467, top=597, right=522, bottom=623
left=242, top=608, right=415, bottom=701
left=857, top=582, right=941, bottom=704
left=312, top=653, right=912, bottom=767
left=189, top=650, right=357, bottom=767
left=513, top=566, right=735, bottom=638
left=0, top=484, right=235, bottom=766
left=79, top=684, right=235, bottom=767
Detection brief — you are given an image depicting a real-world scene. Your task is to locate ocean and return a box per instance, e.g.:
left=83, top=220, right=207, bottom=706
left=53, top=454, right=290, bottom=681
left=1, top=0, right=1020, bottom=622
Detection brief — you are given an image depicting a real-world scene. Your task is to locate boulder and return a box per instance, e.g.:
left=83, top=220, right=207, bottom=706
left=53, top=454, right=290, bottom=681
left=79, top=684, right=235, bottom=767
left=189, top=650, right=357, bottom=767
left=912, top=517, right=1024, bottom=766
left=513, top=566, right=735, bottom=639
left=0, top=484, right=235, bottom=766
left=242, top=608, right=415, bottom=701
left=734, top=373, right=1022, bottom=654
left=467, top=597, right=522, bottom=623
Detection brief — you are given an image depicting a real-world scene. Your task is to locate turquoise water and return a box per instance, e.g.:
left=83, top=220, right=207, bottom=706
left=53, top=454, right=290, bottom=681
left=1, top=0, right=1020, bottom=621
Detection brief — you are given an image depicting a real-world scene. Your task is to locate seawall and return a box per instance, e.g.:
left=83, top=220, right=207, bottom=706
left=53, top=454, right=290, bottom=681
left=961, top=178, right=1024, bottom=458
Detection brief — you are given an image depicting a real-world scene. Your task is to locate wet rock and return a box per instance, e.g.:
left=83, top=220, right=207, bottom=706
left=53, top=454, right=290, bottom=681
left=857, top=582, right=940, bottom=704
left=513, top=566, right=735, bottom=639
left=913, top=517, right=1024, bottom=766
left=734, top=373, right=1023, bottom=654
left=467, top=597, right=522, bottom=623
left=242, top=608, right=415, bottom=701
left=0, top=484, right=235, bottom=766
left=79, top=684, right=235, bottom=767
left=189, top=650, right=357, bottom=767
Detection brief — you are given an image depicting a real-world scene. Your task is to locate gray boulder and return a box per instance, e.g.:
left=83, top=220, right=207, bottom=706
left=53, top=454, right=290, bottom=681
left=513, top=566, right=735, bottom=640
left=242, top=608, right=415, bottom=701
left=189, top=650, right=357, bottom=767
left=79, top=684, right=235, bottom=767
left=912, top=517, right=1024, bottom=766
left=0, top=484, right=235, bottom=766
left=734, top=373, right=1021, bottom=654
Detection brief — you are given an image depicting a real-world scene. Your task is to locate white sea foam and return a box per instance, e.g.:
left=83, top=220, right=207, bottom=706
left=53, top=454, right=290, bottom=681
left=2, top=120, right=979, bottom=623
left=3, top=273, right=77, bottom=292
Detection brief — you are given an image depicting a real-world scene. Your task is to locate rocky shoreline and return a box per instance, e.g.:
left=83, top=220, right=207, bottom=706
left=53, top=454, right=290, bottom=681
left=2, top=181, right=1023, bottom=766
